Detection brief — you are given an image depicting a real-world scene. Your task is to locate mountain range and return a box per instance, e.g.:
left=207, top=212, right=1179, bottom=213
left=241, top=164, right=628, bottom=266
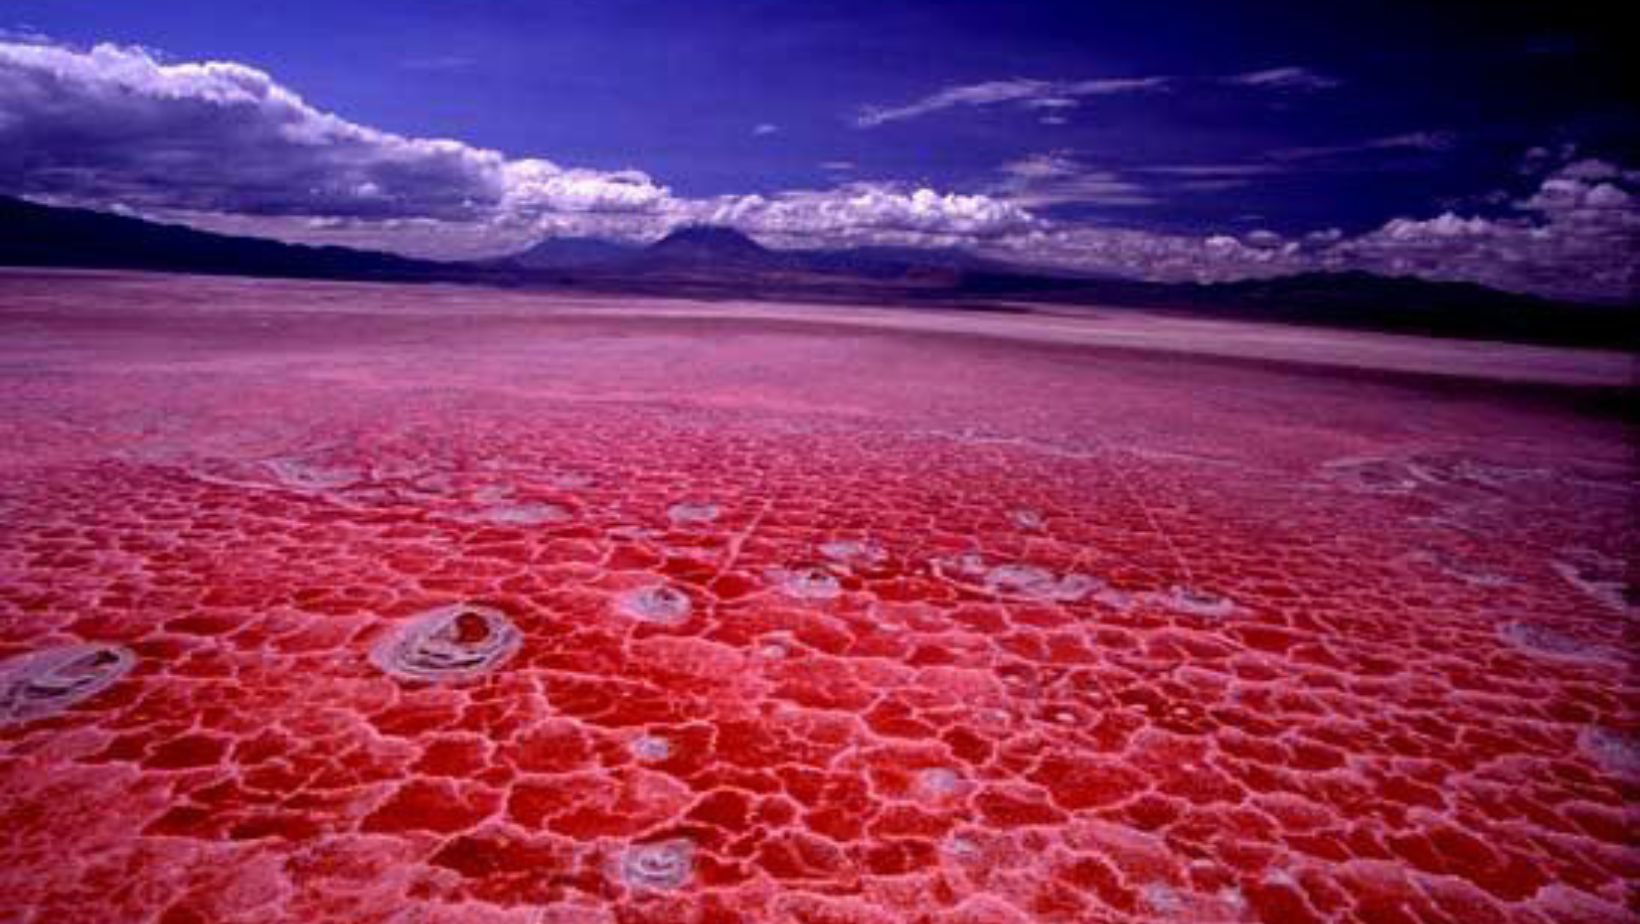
left=3, top=195, right=1633, bottom=349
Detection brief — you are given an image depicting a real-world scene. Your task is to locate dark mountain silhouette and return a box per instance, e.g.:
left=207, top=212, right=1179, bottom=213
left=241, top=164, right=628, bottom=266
left=0, top=195, right=482, bottom=283
left=505, top=236, right=638, bottom=270
left=3, top=197, right=1632, bottom=348
left=643, top=225, right=777, bottom=266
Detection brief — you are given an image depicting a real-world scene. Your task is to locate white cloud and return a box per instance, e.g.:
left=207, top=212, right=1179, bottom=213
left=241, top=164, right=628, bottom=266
left=1, top=42, right=1633, bottom=301
left=1332, top=160, right=1639, bottom=301
left=992, top=154, right=1155, bottom=207
left=0, top=41, right=672, bottom=229
left=970, top=156, right=1639, bottom=301
left=691, top=183, right=1036, bottom=247
left=752, top=123, right=779, bottom=136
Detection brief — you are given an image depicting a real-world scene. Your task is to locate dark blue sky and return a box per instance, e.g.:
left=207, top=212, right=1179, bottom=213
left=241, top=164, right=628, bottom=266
left=13, top=0, right=1630, bottom=234
left=3, top=1, right=1635, bottom=299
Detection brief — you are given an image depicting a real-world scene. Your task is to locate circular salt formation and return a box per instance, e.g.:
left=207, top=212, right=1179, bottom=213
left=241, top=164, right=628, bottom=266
left=630, top=734, right=672, bottom=762
left=1156, top=585, right=1237, bottom=619
left=616, top=584, right=693, bottom=625
left=480, top=502, right=569, bottom=526
left=915, top=767, right=966, bottom=799
left=1322, top=456, right=1422, bottom=494
left=982, top=564, right=1096, bottom=602
left=667, top=502, right=720, bottom=525
left=942, top=835, right=982, bottom=862
left=819, top=539, right=886, bottom=568
left=370, top=603, right=521, bottom=683
left=1010, top=509, right=1045, bottom=531
left=1578, top=727, right=1640, bottom=780
left=0, top=643, right=134, bottom=726
left=1498, top=620, right=1608, bottom=661
left=776, top=567, right=842, bottom=601
left=618, top=839, right=694, bottom=891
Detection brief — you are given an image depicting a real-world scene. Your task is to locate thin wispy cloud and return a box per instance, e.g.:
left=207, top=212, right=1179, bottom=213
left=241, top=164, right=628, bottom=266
left=1134, top=164, right=1289, bottom=178
left=752, top=123, right=779, bottom=136
left=856, top=66, right=1339, bottom=128
left=1222, top=66, right=1340, bottom=90
left=855, top=76, right=1170, bottom=128
left=1272, top=131, right=1456, bottom=161
left=400, top=54, right=475, bottom=73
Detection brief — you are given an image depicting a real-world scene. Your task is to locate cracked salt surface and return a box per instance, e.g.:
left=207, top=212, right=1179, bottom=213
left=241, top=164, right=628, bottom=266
left=1, top=275, right=1634, bottom=924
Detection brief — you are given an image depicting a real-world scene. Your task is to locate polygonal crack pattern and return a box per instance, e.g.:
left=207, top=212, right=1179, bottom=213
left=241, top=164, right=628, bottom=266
left=0, top=276, right=1634, bottom=924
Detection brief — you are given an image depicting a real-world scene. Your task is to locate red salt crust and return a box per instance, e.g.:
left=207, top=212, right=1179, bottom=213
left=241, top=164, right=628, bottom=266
left=0, top=273, right=1636, bottom=923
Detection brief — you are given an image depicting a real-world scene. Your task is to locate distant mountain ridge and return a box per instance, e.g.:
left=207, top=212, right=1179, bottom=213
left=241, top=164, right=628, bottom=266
left=0, top=195, right=470, bottom=283
left=3, top=196, right=1633, bottom=349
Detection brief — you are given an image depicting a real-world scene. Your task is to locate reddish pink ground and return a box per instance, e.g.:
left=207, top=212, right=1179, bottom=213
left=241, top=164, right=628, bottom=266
left=0, top=271, right=1635, bottom=924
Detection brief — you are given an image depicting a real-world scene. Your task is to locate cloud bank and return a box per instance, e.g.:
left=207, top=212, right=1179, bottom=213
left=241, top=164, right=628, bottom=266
left=1, top=41, right=1634, bottom=301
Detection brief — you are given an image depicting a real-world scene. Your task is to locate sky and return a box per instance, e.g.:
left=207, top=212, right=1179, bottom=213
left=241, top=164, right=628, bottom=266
left=1, top=0, right=1636, bottom=301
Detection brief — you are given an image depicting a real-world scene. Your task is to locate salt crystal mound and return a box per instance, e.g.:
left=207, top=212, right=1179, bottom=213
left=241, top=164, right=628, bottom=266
left=0, top=643, right=134, bottom=726
left=368, top=603, right=522, bottom=683
left=1578, top=727, right=1640, bottom=780
left=474, top=502, right=570, bottom=526
left=615, top=584, right=693, bottom=625
left=983, top=564, right=1099, bottom=601
left=666, top=501, right=720, bottom=525
left=1150, top=584, right=1239, bottom=619
left=1009, top=508, right=1045, bottom=530
left=617, top=839, right=694, bottom=892
left=262, top=456, right=365, bottom=493
left=1551, top=547, right=1636, bottom=614
left=629, top=734, right=672, bottom=762
left=770, top=566, right=843, bottom=600
left=818, top=538, right=886, bottom=568
left=1320, top=456, right=1424, bottom=494
left=1497, top=620, right=1617, bottom=663
left=936, top=555, right=1098, bottom=602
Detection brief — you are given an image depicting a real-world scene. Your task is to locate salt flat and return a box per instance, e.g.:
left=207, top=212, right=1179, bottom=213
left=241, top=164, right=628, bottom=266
left=0, top=271, right=1634, bottom=923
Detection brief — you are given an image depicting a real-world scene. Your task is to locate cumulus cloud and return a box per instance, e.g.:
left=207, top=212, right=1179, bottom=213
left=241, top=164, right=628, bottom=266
left=0, top=40, right=1040, bottom=256
left=963, top=156, right=1638, bottom=302
left=1335, top=159, right=1639, bottom=301
left=1, top=41, right=1633, bottom=301
left=689, top=183, right=1036, bottom=248
left=0, top=41, right=671, bottom=229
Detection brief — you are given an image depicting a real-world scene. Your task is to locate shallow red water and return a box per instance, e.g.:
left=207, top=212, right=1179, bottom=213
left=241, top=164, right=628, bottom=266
left=1, top=273, right=1635, bottom=923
